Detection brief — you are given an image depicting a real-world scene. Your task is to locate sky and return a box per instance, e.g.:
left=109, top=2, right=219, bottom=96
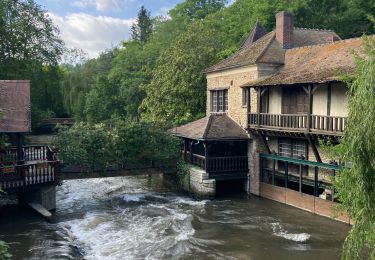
left=36, top=0, right=184, bottom=58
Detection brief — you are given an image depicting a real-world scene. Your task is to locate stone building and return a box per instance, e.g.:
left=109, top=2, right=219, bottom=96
left=170, top=11, right=371, bottom=221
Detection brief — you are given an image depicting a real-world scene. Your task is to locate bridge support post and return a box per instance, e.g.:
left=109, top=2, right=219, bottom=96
left=18, top=185, right=56, bottom=211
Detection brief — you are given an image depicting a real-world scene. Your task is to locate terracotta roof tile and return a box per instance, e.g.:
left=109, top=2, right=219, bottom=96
left=168, top=114, right=248, bottom=140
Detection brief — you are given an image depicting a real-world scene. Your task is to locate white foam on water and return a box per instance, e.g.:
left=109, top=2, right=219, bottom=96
left=56, top=178, right=202, bottom=259
left=122, top=193, right=146, bottom=202
left=172, top=197, right=209, bottom=206
left=270, top=222, right=311, bottom=242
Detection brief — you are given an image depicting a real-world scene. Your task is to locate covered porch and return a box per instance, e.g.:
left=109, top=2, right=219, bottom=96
left=169, top=114, right=249, bottom=180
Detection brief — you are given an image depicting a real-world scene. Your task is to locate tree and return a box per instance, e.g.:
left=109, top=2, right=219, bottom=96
left=0, top=0, right=65, bottom=126
left=140, top=21, right=222, bottom=126
left=169, top=0, right=226, bottom=21
left=333, top=36, right=375, bottom=260
left=131, top=6, right=153, bottom=43
left=0, top=0, right=63, bottom=77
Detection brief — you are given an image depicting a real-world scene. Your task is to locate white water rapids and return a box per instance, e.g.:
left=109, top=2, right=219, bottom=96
left=0, top=174, right=349, bottom=260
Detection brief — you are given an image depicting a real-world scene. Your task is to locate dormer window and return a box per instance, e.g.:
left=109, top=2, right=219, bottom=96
left=211, top=89, right=228, bottom=112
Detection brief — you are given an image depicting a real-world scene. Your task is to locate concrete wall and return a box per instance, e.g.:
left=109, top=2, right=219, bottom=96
left=260, top=183, right=350, bottom=224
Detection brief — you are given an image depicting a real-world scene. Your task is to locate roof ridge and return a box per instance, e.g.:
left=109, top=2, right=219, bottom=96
left=226, top=114, right=249, bottom=132
left=294, top=27, right=334, bottom=32
left=255, top=33, right=278, bottom=63
left=287, top=35, right=369, bottom=51
left=202, top=115, right=214, bottom=139
left=241, top=20, right=268, bottom=49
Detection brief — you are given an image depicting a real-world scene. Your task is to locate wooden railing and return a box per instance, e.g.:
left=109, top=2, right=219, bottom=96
left=1, top=145, right=52, bottom=163
left=207, top=156, right=248, bottom=173
left=0, top=161, right=58, bottom=190
left=311, top=115, right=346, bottom=133
left=183, top=152, right=248, bottom=173
left=249, top=113, right=346, bottom=134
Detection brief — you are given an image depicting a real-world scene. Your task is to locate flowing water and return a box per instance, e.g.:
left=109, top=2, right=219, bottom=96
left=0, top=174, right=349, bottom=260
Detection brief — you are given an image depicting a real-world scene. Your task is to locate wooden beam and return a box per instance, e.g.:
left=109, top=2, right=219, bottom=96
left=306, top=84, right=312, bottom=132
left=305, top=134, right=322, bottom=163
left=266, top=87, right=270, bottom=113
left=327, top=83, right=331, bottom=116
left=203, top=142, right=208, bottom=172
left=259, top=131, right=271, bottom=154
left=16, top=133, right=24, bottom=165
left=257, top=87, right=261, bottom=127
left=246, top=88, right=251, bottom=126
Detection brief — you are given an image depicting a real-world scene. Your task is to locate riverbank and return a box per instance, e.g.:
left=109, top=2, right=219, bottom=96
left=0, top=174, right=349, bottom=259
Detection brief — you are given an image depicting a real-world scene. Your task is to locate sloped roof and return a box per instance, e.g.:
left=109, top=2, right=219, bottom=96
left=205, top=26, right=340, bottom=74
left=293, top=28, right=341, bottom=47
left=205, top=31, right=276, bottom=73
left=241, top=21, right=268, bottom=48
left=168, top=114, right=249, bottom=140
left=242, top=37, right=368, bottom=87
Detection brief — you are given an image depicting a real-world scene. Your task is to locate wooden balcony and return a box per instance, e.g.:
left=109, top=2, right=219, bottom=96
left=248, top=113, right=347, bottom=136
left=0, top=145, right=59, bottom=190
left=0, top=161, right=59, bottom=190
left=183, top=151, right=248, bottom=179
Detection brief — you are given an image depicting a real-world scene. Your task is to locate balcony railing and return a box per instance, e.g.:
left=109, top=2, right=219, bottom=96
left=1, top=145, right=53, bottom=163
left=183, top=152, right=248, bottom=174
left=0, top=161, right=59, bottom=190
left=249, top=113, right=346, bottom=135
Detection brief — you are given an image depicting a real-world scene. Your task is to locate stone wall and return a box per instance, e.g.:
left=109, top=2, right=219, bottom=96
left=181, top=166, right=216, bottom=198
left=206, top=65, right=258, bottom=128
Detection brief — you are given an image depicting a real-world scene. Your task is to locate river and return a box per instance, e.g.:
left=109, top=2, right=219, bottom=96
left=0, top=174, right=349, bottom=260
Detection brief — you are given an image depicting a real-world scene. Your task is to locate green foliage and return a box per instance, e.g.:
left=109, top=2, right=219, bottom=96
left=140, top=21, right=221, bottom=126
left=131, top=6, right=153, bottom=43
left=176, top=161, right=191, bottom=187
left=169, top=0, right=226, bottom=21
left=54, top=123, right=116, bottom=171
left=0, top=241, right=11, bottom=260
left=0, top=0, right=65, bottom=127
left=60, top=48, right=118, bottom=121
left=54, top=121, right=180, bottom=171
left=333, top=37, right=375, bottom=260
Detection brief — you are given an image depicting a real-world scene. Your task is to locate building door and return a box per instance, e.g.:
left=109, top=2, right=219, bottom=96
left=282, top=87, right=308, bottom=114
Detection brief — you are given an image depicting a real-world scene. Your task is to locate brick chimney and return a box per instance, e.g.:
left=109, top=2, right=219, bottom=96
left=276, top=11, right=294, bottom=49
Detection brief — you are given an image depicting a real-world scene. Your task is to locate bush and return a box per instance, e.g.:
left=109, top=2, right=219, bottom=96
left=54, top=120, right=180, bottom=171
left=0, top=241, right=11, bottom=260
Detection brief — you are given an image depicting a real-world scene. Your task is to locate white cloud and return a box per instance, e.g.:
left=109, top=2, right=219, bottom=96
left=71, top=0, right=137, bottom=12
left=48, top=12, right=134, bottom=58
left=155, top=5, right=173, bottom=18
left=72, top=0, right=94, bottom=9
